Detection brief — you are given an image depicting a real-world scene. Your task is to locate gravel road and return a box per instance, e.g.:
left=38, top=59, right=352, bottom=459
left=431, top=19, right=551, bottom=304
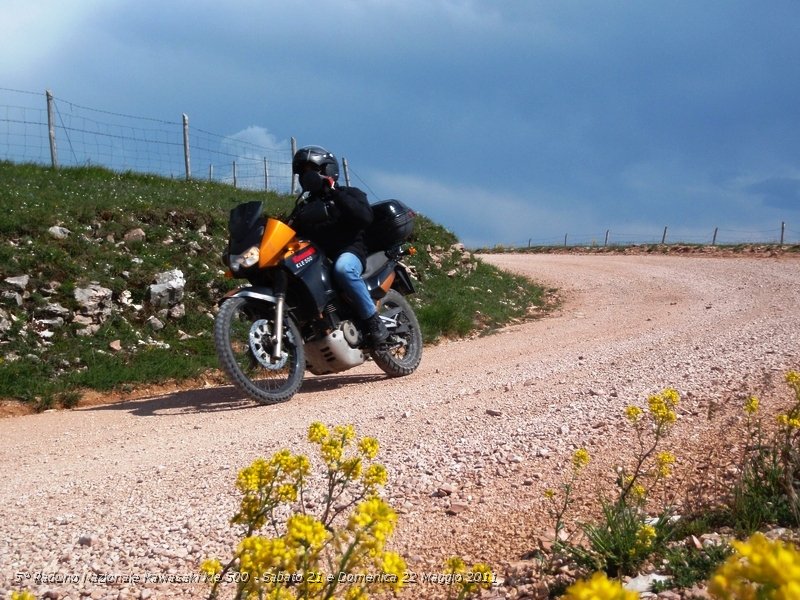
left=1, top=253, right=798, bottom=599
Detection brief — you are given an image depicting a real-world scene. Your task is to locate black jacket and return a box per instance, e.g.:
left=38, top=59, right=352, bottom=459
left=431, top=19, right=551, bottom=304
left=294, top=186, right=373, bottom=267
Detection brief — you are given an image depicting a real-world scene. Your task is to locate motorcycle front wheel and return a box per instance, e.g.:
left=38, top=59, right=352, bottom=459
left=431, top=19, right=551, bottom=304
left=214, top=296, right=305, bottom=404
left=371, top=289, right=423, bottom=377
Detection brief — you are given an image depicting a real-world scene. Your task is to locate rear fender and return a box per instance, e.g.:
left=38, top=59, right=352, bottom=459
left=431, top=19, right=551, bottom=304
left=391, top=266, right=416, bottom=295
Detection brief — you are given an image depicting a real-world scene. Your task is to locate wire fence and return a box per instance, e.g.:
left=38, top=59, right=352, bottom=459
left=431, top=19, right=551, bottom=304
left=499, top=222, right=799, bottom=249
left=0, top=87, right=295, bottom=193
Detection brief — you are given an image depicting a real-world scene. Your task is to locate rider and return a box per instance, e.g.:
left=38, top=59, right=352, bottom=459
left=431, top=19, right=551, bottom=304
left=291, top=145, right=390, bottom=347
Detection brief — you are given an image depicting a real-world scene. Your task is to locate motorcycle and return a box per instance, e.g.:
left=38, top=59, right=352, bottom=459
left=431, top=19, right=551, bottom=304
left=214, top=196, right=422, bottom=404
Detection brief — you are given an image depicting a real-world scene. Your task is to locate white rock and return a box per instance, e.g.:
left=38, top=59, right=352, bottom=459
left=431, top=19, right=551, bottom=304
left=4, top=275, right=29, bottom=290
left=48, top=225, right=71, bottom=239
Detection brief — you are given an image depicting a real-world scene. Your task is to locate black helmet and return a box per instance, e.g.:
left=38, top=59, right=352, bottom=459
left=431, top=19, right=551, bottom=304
left=292, top=145, right=340, bottom=181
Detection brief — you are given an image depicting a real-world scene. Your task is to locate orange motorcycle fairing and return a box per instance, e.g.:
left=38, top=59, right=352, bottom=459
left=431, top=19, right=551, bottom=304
left=259, top=218, right=297, bottom=267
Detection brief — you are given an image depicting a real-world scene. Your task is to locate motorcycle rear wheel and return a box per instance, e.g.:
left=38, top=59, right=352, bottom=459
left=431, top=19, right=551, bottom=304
left=214, top=296, right=305, bottom=404
left=371, top=289, right=423, bottom=377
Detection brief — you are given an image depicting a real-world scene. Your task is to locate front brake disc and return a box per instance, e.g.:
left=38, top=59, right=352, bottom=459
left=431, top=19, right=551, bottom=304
left=249, top=319, right=288, bottom=370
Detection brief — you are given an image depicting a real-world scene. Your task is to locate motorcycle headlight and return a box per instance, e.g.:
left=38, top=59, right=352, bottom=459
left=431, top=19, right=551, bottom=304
left=229, top=246, right=260, bottom=272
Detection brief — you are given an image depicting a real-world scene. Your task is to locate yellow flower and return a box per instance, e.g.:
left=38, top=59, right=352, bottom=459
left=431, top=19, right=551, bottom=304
left=470, top=563, right=494, bottom=587
left=648, top=389, right=678, bottom=427
left=348, top=497, right=398, bottom=551
left=446, top=556, right=467, bottom=573
left=709, top=533, right=800, bottom=600
left=744, top=396, right=760, bottom=415
left=290, top=454, right=310, bottom=478
left=333, top=423, right=356, bottom=444
left=200, top=558, right=223, bottom=578
left=321, top=439, right=344, bottom=465
left=363, top=463, right=388, bottom=488
left=344, top=588, right=368, bottom=600
left=786, top=371, right=800, bottom=394
left=238, top=536, right=295, bottom=577
left=636, top=524, right=657, bottom=550
left=573, top=448, right=591, bottom=471
left=358, top=436, right=380, bottom=459
left=656, top=451, right=676, bottom=477
left=777, top=414, right=800, bottom=429
left=271, top=448, right=297, bottom=472
left=544, top=488, right=556, bottom=499
left=236, top=457, right=271, bottom=492
left=625, top=405, right=643, bottom=423
left=275, top=483, right=298, bottom=502
left=308, top=421, right=329, bottom=443
left=564, top=572, right=639, bottom=600
left=381, top=551, right=408, bottom=591
left=286, top=513, right=327, bottom=550
left=11, top=593, right=37, bottom=600
left=341, top=456, right=363, bottom=480
left=631, top=483, right=647, bottom=501
left=232, top=495, right=267, bottom=529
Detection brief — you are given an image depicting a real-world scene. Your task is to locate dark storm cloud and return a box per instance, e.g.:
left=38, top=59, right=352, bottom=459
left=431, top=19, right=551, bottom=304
left=3, top=0, right=800, bottom=245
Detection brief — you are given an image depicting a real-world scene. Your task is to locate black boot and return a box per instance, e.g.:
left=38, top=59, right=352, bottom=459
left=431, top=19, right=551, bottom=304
left=364, top=312, right=389, bottom=347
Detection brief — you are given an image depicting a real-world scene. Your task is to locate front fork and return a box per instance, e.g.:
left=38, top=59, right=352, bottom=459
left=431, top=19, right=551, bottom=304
left=271, top=270, right=288, bottom=361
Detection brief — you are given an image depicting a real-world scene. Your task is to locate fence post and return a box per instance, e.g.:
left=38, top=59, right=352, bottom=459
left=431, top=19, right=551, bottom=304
left=712, top=227, right=718, bottom=246
left=264, top=157, right=270, bottom=191
left=232, top=161, right=237, bottom=188
left=564, top=233, right=568, bottom=247
left=45, top=90, right=58, bottom=169
left=781, top=221, right=786, bottom=245
left=290, top=137, right=297, bottom=194
left=209, top=164, right=213, bottom=181
left=182, top=113, right=191, bottom=180
left=661, top=226, right=668, bottom=245
left=342, top=157, right=351, bottom=187
left=604, top=229, right=609, bottom=247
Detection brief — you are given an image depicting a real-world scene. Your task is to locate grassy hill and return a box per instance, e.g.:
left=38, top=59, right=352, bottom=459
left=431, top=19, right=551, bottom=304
left=0, top=161, right=551, bottom=408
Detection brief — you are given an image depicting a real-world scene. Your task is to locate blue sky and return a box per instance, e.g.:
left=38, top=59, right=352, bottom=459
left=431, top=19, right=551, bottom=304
left=3, top=0, right=800, bottom=247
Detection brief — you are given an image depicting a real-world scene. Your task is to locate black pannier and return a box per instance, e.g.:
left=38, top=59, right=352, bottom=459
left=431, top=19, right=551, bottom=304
left=365, top=199, right=415, bottom=251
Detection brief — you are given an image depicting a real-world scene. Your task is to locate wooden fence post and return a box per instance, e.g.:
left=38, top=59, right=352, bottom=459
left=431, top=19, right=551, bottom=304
left=182, top=113, right=191, bottom=180
left=290, top=137, right=298, bottom=194
left=712, top=227, right=718, bottom=245
left=232, top=161, right=237, bottom=188
left=264, top=157, right=270, bottom=191
left=342, top=157, right=351, bottom=187
left=45, top=90, right=58, bottom=169
left=208, top=164, right=213, bottom=181
left=661, top=226, right=668, bottom=244
left=604, top=229, right=609, bottom=247
left=781, top=221, right=786, bottom=245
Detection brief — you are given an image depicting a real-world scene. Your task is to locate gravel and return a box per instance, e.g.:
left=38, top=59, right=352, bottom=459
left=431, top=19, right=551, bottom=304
left=1, top=253, right=798, bottom=599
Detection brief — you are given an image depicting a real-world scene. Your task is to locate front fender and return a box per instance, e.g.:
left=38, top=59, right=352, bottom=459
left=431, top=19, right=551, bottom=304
left=219, top=286, right=278, bottom=306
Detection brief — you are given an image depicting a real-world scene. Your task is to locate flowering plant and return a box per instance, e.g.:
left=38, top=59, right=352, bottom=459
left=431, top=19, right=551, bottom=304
left=203, top=422, right=405, bottom=600
left=202, top=422, right=492, bottom=600
left=547, top=389, right=679, bottom=578
left=731, top=371, right=800, bottom=532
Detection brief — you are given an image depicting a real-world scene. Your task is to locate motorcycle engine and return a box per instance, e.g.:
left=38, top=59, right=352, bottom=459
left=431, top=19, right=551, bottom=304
left=305, top=321, right=365, bottom=375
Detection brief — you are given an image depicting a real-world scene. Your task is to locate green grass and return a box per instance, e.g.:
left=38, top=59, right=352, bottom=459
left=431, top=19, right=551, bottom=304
left=652, top=541, right=733, bottom=592
left=0, top=161, right=551, bottom=406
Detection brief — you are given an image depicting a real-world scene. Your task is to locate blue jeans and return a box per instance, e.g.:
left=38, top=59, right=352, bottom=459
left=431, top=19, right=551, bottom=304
left=333, top=252, right=377, bottom=320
